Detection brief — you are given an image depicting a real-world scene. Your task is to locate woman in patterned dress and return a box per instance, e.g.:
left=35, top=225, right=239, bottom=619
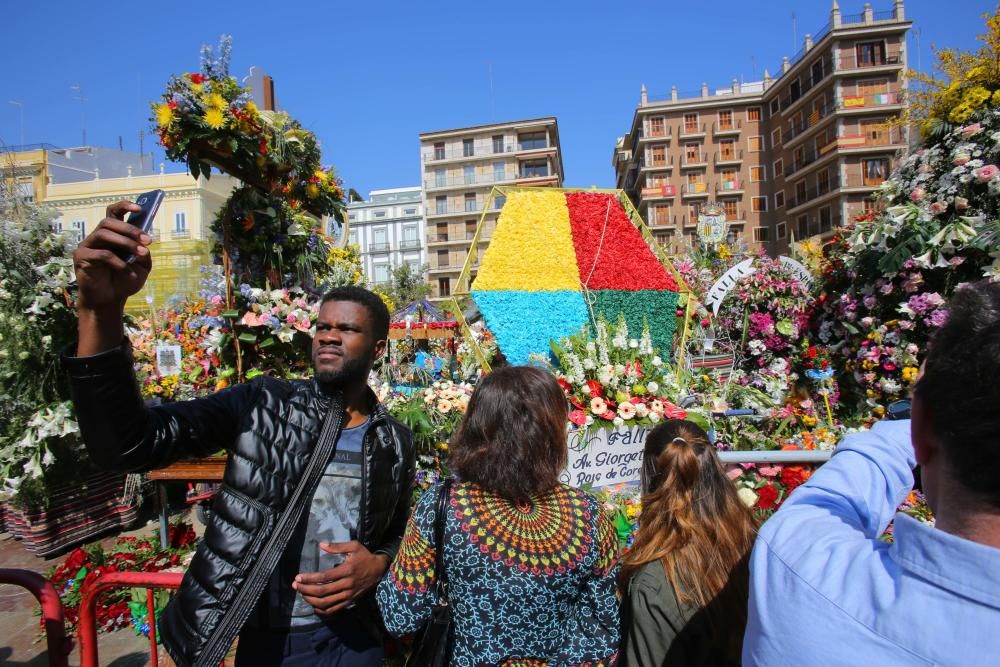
left=376, top=366, right=621, bottom=666
left=618, top=420, right=758, bottom=666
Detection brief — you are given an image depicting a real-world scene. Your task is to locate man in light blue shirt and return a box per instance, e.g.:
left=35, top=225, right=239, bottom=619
left=744, top=280, right=1000, bottom=666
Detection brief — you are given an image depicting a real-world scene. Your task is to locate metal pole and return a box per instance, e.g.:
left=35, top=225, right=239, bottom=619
left=0, top=569, right=71, bottom=667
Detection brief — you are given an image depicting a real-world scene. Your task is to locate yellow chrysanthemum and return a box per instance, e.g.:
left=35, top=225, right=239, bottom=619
left=245, top=100, right=259, bottom=117
left=314, top=169, right=328, bottom=181
left=205, top=93, right=227, bottom=110
left=155, top=103, right=174, bottom=127
left=963, top=85, right=991, bottom=110
left=305, top=184, right=320, bottom=199
left=203, top=108, right=226, bottom=129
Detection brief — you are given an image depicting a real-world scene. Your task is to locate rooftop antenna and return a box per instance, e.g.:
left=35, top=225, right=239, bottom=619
left=488, top=62, right=496, bottom=120
left=913, top=27, right=922, bottom=72
left=70, top=84, right=87, bottom=146
left=792, top=11, right=798, bottom=50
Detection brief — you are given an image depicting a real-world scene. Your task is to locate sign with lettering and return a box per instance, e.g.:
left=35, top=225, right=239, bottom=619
left=704, top=258, right=756, bottom=315
left=561, top=426, right=647, bottom=489
left=777, top=255, right=813, bottom=286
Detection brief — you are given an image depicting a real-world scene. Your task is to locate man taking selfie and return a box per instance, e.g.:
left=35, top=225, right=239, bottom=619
left=63, top=201, right=415, bottom=666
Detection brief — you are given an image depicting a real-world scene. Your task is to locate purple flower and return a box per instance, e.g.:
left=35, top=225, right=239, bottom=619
left=925, top=309, right=948, bottom=328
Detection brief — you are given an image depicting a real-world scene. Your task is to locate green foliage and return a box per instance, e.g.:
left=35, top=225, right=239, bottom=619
left=385, top=262, right=432, bottom=308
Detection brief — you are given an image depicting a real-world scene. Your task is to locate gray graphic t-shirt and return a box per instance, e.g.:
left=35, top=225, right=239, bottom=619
left=276, top=418, right=368, bottom=627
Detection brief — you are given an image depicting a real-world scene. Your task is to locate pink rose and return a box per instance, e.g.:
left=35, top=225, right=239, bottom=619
left=961, top=123, right=982, bottom=138
left=974, top=164, right=999, bottom=182
left=928, top=201, right=947, bottom=215
left=909, top=188, right=925, bottom=202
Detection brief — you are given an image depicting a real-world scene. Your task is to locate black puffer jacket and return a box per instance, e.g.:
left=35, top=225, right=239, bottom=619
left=63, top=343, right=414, bottom=667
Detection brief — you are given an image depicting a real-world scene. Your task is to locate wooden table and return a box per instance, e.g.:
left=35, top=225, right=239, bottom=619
left=147, top=456, right=227, bottom=548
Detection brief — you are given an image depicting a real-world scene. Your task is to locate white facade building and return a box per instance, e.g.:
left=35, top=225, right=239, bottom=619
left=345, top=187, right=426, bottom=286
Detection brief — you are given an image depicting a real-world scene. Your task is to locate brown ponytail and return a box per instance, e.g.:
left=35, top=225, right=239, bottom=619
left=622, top=419, right=759, bottom=661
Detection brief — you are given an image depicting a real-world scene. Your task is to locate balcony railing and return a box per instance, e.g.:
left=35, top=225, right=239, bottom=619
left=674, top=214, right=699, bottom=228
left=431, top=206, right=480, bottom=217
left=788, top=174, right=841, bottom=209
left=713, top=119, right=742, bottom=135
left=716, top=180, right=744, bottom=193
left=642, top=126, right=672, bottom=140
left=171, top=229, right=190, bottom=239
left=715, top=149, right=744, bottom=164
left=819, top=129, right=906, bottom=154
left=837, top=92, right=901, bottom=110
left=786, top=101, right=835, bottom=141
left=647, top=212, right=672, bottom=226
left=400, top=239, right=422, bottom=249
left=640, top=184, right=677, bottom=199
left=641, top=155, right=674, bottom=169
left=425, top=173, right=515, bottom=189
left=843, top=171, right=889, bottom=188
left=425, top=143, right=517, bottom=161
left=516, top=170, right=553, bottom=180
left=681, top=183, right=710, bottom=197
left=680, top=155, right=708, bottom=168
left=679, top=122, right=707, bottom=137
left=778, top=59, right=834, bottom=111
left=369, top=242, right=390, bottom=252
left=836, top=52, right=903, bottom=70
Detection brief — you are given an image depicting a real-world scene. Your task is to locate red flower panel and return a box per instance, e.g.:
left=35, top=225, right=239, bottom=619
left=564, top=192, right=677, bottom=291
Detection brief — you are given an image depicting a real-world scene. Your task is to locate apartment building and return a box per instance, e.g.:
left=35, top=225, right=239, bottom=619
left=614, top=0, right=910, bottom=253
left=345, top=187, right=426, bottom=286
left=419, top=118, right=564, bottom=300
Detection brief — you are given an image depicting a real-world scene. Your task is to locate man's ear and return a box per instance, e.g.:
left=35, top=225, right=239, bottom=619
left=911, top=393, right=936, bottom=466
left=373, top=338, right=387, bottom=361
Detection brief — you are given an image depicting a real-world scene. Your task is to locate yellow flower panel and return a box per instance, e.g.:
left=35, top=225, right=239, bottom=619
left=472, top=191, right=580, bottom=292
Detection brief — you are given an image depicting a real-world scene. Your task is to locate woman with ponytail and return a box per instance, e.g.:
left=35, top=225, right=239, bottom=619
left=619, top=419, right=758, bottom=666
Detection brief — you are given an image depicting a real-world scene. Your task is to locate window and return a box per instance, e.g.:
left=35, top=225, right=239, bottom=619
left=685, top=143, right=701, bottom=162
left=750, top=166, right=765, bottom=182
left=521, top=160, right=549, bottom=178
left=648, top=116, right=666, bottom=137
left=436, top=222, right=448, bottom=242
left=770, top=99, right=780, bottom=115
left=16, top=179, right=34, bottom=201
left=492, top=134, right=505, bottom=153
left=494, top=194, right=506, bottom=209
left=817, top=169, right=831, bottom=194
left=348, top=229, right=359, bottom=247
left=348, top=212, right=357, bottom=221
left=797, top=215, right=808, bottom=239
left=775, top=191, right=785, bottom=209
left=465, top=220, right=476, bottom=239
left=747, top=107, right=761, bottom=122
left=688, top=204, right=701, bottom=225
left=856, top=41, right=887, bottom=67
left=790, top=78, right=801, bottom=103
left=433, top=142, right=445, bottom=160
left=819, top=206, right=833, bottom=232
left=372, top=264, right=390, bottom=284
left=651, top=204, right=670, bottom=225
left=70, top=219, right=86, bottom=244
left=719, top=169, right=739, bottom=190
left=751, top=196, right=767, bottom=213
left=773, top=159, right=784, bottom=177
left=464, top=165, right=475, bottom=185
left=748, top=136, right=763, bottom=152
left=403, top=207, right=417, bottom=216
left=776, top=221, right=787, bottom=240
left=651, top=145, right=667, bottom=166
left=437, top=249, right=449, bottom=267
left=373, top=210, right=386, bottom=218
left=435, top=195, right=447, bottom=214
left=402, top=224, right=419, bottom=247
left=862, top=158, right=889, bottom=186
left=795, top=180, right=807, bottom=204
left=464, top=193, right=478, bottom=212
left=719, top=140, right=735, bottom=160
left=435, top=168, right=446, bottom=187
left=722, top=200, right=738, bottom=219
left=518, top=131, right=547, bottom=150
left=685, top=172, right=703, bottom=186
left=174, top=211, right=187, bottom=232
left=811, top=58, right=825, bottom=85
left=438, top=277, right=451, bottom=297
left=718, top=110, right=734, bottom=130
left=771, top=127, right=782, bottom=147
left=462, top=138, right=475, bottom=157
left=647, top=173, right=668, bottom=188
left=493, top=161, right=506, bottom=181
left=683, top=113, right=699, bottom=133
left=753, top=227, right=770, bottom=242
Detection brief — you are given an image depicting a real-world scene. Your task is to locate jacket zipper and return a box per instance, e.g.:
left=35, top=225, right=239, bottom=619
left=357, top=409, right=387, bottom=545
left=195, top=394, right=345, bottom=667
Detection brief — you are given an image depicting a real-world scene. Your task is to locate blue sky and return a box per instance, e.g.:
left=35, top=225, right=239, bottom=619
left=1, top=0, right=993, bottom=194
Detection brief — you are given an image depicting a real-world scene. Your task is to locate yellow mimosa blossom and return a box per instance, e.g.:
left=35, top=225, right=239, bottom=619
left=245, top=100, right=260, bottom=116
left=155, top=103, right=174, bottom=127
left=203, top=108, right=226, bottom=129
left=314, top=170, right=329, bottom=181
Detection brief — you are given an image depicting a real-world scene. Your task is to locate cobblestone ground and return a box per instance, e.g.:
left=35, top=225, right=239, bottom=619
left=0, top=507, right=217, bottom=667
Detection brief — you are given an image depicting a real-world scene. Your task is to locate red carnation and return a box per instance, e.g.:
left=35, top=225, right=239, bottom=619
left=586, top=379, right=605, bottom=398
left=780, top=466, right=811, bottom=492
left=556, top=377, right=573, bottom=394
left=756, top=484, right=780, bottom=510
left=189, top=73, right=206, bottom=84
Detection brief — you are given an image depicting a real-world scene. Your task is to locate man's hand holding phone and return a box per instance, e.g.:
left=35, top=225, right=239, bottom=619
left=73, top=194, right=160, bottom=356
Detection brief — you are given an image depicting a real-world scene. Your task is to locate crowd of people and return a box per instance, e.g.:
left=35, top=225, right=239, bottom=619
left=63, top=202, right=1000, bottom=665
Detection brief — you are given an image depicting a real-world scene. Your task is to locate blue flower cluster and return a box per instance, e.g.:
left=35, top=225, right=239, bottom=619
left=472, top=290, right=588, bottom=365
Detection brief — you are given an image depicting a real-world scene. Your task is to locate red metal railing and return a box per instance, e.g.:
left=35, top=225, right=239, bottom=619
left=0, top=568, right=72, bottom=667
left=78, top=571, right=184, bottom=667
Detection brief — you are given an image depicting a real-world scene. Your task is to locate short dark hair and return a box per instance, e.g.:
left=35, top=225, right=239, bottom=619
left=320, top=286, right=390, bottom=341
left=914, top=280, right=1000, bottom=507
left=448, top=366, right=568, bottom=499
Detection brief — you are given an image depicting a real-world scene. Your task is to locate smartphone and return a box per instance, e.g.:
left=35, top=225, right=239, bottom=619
left=118, top=189, right=164, bottom=263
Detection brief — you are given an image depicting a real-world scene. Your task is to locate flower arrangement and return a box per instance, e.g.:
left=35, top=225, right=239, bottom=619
left=470, top=188, right=681, bottom=364
left=46, top=521, right=198, bottom=637
left=381, top=381, right=474, bottom=469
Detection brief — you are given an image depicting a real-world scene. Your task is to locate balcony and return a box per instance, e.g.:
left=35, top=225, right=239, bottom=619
left=424, top=143, right=517, bottom=162
left=646, top=211, right=672, bottom=227
left=713, top=119, right=742, bottom=136
left=369, top=242, right=390, bottom=253
left=400, top=239, right=422, bottom=249
left=640, top=184, right=677, bottom=200
left=819, top=128, right=906, bottom=155
left=678, top=122, right=707, bottom=139
left=837, top=92, right=902, bottom=111
left=639, top=126, right=672, bottom=143
left=171, top=229, right=190, bottom=239
left=674, top=214, right=699, bottom=229
left=680, top=154, right=708, bottom=169
left=778, top=59, right=834, bottom=112
left=788, top=174, right=841, bottom=210
left=785, top=102, right=835, bottom=143
left=640, top=155, right=674, bottom=171
left=714, top=149, right=744, bottom=166
left=429, top=206, right=480, bottom=218
left=836, top=52, right=903, bottom=72
left=716, top=180, right=744, bottom=195
left=681, top=183, right=710, bottom=198
left=424, top=173, right=515, bottom=190
left=515, top=170, right=558, bottom=184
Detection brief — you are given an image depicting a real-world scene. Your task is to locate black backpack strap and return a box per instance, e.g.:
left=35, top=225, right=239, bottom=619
left=434, top=478, right=452, bottom=600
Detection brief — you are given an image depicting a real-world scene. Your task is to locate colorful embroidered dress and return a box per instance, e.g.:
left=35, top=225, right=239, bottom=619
left=376, top=481, right=621, bottom=666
